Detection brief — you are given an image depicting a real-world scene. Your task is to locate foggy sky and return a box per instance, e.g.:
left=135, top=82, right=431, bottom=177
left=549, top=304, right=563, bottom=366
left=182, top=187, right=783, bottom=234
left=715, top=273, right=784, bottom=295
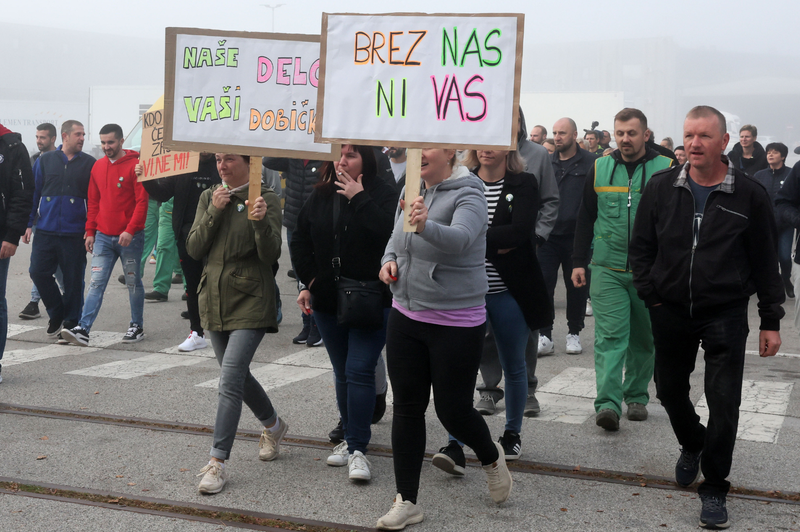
left=5, top=0, right=800, bottom=57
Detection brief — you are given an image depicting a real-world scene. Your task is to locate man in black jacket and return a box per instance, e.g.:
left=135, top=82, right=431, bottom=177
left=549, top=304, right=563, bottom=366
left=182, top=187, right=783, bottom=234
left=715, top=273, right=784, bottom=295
left=727, top=124, right=768, bottom=176
left=629, top=106, right=784, bottom=530
left=775, top=159, right=800, bottom=330
left=0, top=123, right=35, bottom=383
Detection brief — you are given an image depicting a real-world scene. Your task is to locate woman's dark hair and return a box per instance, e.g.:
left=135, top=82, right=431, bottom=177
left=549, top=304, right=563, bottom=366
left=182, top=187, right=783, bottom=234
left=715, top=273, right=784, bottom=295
left=315, top=145, right=378, bottom=195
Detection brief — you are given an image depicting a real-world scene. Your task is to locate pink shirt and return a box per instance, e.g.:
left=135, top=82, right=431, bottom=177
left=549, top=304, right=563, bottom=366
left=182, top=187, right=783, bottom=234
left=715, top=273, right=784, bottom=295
left=392, top=300, right=486, bottom=328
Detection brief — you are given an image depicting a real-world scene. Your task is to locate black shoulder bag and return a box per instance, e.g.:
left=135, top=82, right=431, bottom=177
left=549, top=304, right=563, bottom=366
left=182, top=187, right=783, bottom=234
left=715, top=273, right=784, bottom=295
left=333, top=195, right=386, bottom=329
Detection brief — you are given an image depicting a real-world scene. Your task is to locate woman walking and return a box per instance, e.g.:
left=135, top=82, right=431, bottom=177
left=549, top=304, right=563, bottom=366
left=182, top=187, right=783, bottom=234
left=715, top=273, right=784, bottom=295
left=376, top=149, right=513, bottom=530
left=291, top=145, right=396, bottom=482
left=187, top=153, right=285, bottom=495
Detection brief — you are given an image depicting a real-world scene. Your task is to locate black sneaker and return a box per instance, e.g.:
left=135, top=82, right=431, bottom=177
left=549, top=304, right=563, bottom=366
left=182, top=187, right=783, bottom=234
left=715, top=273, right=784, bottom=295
left=61, top=326, right=90, bottom=347
left=498, top=430, right=522, bottom=460
left=675, top=448, right=702, bottom=487
left=122, top=324, right=145, bottom=343
left=699, top=494, right=729, bottom=529
left=328, top=419, right=344, bottom=443
left=431, top=440, right=466, bottom=476
left=172, top=273, right=183, bottom=284
left=372, top=390, right=387, bottom=424
left=306, top=323, right=323, bottom=346
left=118, top=274, right=126, bottom=284
left=182, top=292, right=188, bottom=301
left=145, top=290, right=168, bottom=302
left=181, top=310, right=190, bottom=319
left=287, top=269, right=296, bottom=279
left=293, top=325, right=310, bottom=344
left=19, top=301, right=41, bottom=320
left=46, top=319, right=63, bottom=336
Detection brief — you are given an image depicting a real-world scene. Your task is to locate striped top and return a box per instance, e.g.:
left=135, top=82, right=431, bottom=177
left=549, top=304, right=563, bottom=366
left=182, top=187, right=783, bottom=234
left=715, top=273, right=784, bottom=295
left=481, top=178, right=507, bottom=294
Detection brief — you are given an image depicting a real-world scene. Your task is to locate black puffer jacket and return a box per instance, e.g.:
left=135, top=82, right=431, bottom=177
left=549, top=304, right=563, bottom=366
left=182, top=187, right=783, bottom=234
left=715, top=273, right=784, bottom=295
left=728, top=141, right=768, bottom=176
left=0, top=126, right=34, bottom=245
left=263, top=157, right=323, bottom=231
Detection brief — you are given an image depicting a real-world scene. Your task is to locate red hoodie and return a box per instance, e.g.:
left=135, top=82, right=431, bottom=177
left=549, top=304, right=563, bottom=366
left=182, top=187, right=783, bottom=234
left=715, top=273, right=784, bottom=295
left=85, top=149, right=149, bottom=237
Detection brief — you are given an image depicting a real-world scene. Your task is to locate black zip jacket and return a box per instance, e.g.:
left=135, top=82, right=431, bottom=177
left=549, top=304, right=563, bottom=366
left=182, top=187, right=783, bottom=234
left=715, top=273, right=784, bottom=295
left=0, top=130, right=34, bottom=245
left=774, top=160, right=800, bottom=263
left=290, top=174, right=397, bottom=315
left=753, top=164, right=792, bottom=228
left=629, top=156, right=784, bottom=331
left=728, top=141, right=768, bottom=176
left=142, top=157, right=221, bottom=242
left=550, top=148, right=597, bottom=236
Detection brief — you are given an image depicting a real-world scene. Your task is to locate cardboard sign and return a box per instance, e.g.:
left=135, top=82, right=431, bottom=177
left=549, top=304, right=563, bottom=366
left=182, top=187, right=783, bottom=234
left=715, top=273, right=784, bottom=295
left=316, top=13, right=524, bottom=150
left=139, top=104, right=200, bottom=181
left=164, top=27, right=340, bottom=160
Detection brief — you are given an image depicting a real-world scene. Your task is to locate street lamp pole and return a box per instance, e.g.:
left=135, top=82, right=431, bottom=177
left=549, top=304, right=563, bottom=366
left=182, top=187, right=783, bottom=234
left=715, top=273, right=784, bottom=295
left=261, top=4, right=285, bottom=33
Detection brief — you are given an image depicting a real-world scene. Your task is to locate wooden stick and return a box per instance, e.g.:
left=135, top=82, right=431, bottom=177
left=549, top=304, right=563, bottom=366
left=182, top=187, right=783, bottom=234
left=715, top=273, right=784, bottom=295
left=403, top=148, right=422, bottom=233
left=247, top=157, right=261, bottom=220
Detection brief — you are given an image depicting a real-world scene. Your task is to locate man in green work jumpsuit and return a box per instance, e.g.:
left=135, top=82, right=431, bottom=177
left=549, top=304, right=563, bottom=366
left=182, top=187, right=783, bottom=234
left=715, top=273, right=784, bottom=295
left=571, top=108, right=674, bottom=431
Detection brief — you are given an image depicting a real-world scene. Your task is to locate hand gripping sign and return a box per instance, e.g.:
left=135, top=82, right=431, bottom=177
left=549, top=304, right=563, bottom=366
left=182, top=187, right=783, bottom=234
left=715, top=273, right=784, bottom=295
left=315, top=13, right=524, bottom=230
left=163, top=27, right=340, bottom=218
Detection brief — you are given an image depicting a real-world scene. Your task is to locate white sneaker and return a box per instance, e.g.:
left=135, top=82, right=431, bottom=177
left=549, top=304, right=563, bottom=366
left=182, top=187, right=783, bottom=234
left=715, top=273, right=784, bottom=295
left=585, top=298, right=593, bottom=316
left=566, top=334, right=582, bottom=354
left=376, top=493, right=424, bottom=530
left=259, top=417, right=288, bottom=461
left=197, top=461, right=227, bottom=494
left=348, top=450, right=371, bottom=481
left=538, top=335, right=554, bottom=356
left=178, top=331, right=208, bottom=352
left=327, top=441, right=349, bottom=467
left=483, top=441, right=513, bottom=503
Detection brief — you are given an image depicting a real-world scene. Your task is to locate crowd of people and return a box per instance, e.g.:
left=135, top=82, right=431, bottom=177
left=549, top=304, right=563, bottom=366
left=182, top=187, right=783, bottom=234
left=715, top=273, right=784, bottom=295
left=0, top=102, right=797, bottom=530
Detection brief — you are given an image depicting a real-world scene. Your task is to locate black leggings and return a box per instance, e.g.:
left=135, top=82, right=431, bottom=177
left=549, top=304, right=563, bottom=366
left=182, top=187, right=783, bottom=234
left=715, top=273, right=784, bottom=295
left=386, top=309, right=498, bottom=503
left=176, top=239, right=203, bottom=336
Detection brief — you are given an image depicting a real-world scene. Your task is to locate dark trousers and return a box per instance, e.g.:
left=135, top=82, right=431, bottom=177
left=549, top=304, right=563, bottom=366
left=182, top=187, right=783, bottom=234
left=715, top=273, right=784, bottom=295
left=29, top=232, right=86, bottom=325
left=778, top=228, right=794, bottom=290
left=177, top=239, right=204, bottom=336
left=537, top=233, right=587, bottom=337
left=386, top=309, right=498, bottom=502
left=651, top=303, right=749, bottom=497
left=477, top=327, right=538, bottom=400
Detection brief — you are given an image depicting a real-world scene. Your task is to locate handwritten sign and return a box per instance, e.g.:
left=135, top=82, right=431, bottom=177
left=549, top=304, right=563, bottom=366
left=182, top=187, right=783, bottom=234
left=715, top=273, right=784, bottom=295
left=139, top=105, right=200, bottom=181
left=163, top=28, right=339, bottom=160
left=316, top=13, right=524, bottom=149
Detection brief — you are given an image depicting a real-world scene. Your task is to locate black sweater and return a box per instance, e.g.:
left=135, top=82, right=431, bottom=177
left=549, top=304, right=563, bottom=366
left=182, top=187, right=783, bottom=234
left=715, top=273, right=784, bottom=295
left=290, top=175, right=397, bottom=314
left=728, top=141, right=768, bottom=176
left=0, top=130, right=34, bottom=245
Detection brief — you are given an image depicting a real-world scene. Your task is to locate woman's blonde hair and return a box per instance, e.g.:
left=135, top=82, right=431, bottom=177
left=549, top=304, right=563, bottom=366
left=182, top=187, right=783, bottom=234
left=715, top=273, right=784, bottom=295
left=461, top=149, right=525, bottom=174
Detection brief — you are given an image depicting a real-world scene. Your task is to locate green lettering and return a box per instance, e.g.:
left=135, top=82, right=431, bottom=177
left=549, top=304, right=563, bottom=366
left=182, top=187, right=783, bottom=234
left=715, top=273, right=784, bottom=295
left=233, top=96, right=240, bottom=121
left=376, top=79, right=394, bottom=117
left=198, top=48, right=213, bottom=67
left=215, top=49, right=226, bottom=66
left=219, top=96, right=231, bottom=119
left=441, top=27, right=458, bottom=66
left=199, top=97, right=218, bottom=121
left=183, top=47, right=197, bottom=69
left=227, top=48, right=239, bottom=67
left=460, top=29, right=483, bottom=67
left=483, top=29, right=502, bottom=66
left=183, top=97, right=202, bottom=122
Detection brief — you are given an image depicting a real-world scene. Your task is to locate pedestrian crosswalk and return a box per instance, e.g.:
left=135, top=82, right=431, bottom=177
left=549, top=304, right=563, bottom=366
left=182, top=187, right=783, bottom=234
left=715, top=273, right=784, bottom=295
left=3, top=324, right=796, bottom=441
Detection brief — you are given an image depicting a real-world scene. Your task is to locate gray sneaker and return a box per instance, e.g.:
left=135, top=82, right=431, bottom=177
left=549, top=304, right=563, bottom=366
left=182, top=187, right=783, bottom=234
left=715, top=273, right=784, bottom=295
left=523, top=393, right=541, bottom=417
left=626, top=402, right=648, bottom=421
left=475, top=393, right=496, bottom=415
left=596, top=409, right=620, bottom=431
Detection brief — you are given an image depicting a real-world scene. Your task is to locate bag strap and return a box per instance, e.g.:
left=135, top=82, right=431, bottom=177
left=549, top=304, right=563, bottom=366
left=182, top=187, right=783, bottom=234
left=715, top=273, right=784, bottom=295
left=332, top=195, right=342, bottom=281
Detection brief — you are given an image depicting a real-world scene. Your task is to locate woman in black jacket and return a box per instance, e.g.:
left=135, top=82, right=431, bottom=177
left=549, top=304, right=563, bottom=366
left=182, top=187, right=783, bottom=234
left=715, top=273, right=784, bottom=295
left=291, top=145, right=397, bottom=483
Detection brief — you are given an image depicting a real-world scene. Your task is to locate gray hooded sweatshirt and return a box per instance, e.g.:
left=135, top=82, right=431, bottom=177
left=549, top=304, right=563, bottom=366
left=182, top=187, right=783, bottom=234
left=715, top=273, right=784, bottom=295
left=382, top=165, right=488, bottom=311
left=517, top=108, right=559, bottom=243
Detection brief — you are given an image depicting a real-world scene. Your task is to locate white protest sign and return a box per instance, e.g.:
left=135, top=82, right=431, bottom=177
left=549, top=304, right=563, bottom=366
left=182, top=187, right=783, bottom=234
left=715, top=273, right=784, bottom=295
left=164, top=27, right=339, bottom=160
left=316, top=13, right=524, bottom=149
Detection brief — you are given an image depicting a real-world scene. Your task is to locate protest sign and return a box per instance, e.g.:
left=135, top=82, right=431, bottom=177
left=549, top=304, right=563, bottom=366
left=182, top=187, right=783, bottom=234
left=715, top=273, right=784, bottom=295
left=164, top=27, right=339, bottom=161
left=316, top=13, right=524, bottom=150
left=139, top=97, right=200, bottom=182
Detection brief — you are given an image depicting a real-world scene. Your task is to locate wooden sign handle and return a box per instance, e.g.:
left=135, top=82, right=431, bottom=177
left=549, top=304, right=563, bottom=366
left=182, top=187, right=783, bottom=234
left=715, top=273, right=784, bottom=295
left=403, top=149, right=422, bottom=233
left=248, top=157, right=262, bottom=221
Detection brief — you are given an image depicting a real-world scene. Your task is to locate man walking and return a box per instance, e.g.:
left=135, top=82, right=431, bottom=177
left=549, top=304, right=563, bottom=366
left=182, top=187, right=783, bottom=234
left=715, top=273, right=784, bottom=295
left=62, top=124, right=148, bottom=346
left=538, top=117, right=596, bottom=356
left=629, top=105, right=783, bottom=529
left=572, top=108, right=674, bottom=430
left=29, top=120, right=95, bottom=341
left=0, top=122, right=35, bottom=383
left=727, top=124, right=768, bottom=176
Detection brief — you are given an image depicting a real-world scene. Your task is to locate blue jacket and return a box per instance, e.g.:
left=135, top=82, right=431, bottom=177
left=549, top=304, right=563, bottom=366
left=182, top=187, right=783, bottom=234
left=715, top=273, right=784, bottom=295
left=32, top=149, right=96, bottom=235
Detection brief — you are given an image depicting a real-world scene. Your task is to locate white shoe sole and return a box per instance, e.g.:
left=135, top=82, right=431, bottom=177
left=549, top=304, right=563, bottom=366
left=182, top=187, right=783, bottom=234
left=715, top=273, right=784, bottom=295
left=60, top=329, right=88, bottom=347
left=377, top=511, right=424, bottom=531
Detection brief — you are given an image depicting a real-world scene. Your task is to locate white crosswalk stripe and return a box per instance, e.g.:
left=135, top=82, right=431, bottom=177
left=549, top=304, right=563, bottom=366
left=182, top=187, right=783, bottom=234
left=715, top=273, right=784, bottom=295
left=496, top=367, right=597, bottom=424
left=2, top=345, right=100, bottom=366
left=696, top=380, right=794, bottom=443
left=195, top=347, right=332, bottom=390
left=66, top=353, right=206, bottom=379
left=7, top=323, right=43, bottom=337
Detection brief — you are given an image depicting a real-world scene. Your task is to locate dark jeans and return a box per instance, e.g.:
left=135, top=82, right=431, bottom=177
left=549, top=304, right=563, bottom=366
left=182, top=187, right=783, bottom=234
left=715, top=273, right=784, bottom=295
left=778, top=228, right=794, bottom=289
left=314, top=309, right=390, bottom=454
left=477, top=328, right=539, bottom=400
left=0, top=257, right=9, bottom=360
left=386, top=309, right=498, bottom=502
left=177, top=239, right=204, bottom=336
left=537, top=233, right=587, bottom=337
left=29, top=232, right=86, bottom=325
left=651, top=303, right=749, bottom=497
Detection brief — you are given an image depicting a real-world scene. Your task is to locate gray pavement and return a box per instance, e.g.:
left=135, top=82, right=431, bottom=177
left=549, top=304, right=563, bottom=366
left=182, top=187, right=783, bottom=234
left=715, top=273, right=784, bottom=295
left=1, top=231, right=800, bottom=531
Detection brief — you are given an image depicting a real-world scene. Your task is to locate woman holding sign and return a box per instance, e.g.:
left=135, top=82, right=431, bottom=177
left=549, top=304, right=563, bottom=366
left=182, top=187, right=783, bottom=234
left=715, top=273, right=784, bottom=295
left=377, top=149, right=513, bottom=530
left=186, top=153, right=285, bottom=495
left=291, top=145, right=396, bottom=482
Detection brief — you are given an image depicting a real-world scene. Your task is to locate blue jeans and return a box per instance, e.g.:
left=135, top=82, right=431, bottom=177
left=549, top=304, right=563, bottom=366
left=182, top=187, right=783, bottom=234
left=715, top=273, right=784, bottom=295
left=29, top=232, right=86, bottom=325
left=314, top=309, right=390, bottom=454
left=0, top=257, right=9, bottom=360
left=778, top=228, right=794, bottom=288
left=208, top=329, right=276, bottom=460
left=80, top=231, right=145, bottom=332
left=485, top=290, right=529, bottom=433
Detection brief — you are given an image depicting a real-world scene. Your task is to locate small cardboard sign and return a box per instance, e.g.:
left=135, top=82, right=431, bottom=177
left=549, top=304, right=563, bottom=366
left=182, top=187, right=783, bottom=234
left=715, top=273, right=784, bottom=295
left=138, top=105, right=200, bottom=181
left=316, top=13, right=524, bottom=150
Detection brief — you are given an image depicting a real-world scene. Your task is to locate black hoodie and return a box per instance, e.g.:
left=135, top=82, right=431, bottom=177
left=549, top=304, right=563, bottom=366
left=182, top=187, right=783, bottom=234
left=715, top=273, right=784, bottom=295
left=0, top=125, right=34, bottom=246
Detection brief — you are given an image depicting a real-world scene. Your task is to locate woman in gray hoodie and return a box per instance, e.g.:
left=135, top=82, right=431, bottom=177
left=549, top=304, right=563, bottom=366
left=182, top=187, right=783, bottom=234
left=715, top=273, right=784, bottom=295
left=375, top=149, right=513, bottom=531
